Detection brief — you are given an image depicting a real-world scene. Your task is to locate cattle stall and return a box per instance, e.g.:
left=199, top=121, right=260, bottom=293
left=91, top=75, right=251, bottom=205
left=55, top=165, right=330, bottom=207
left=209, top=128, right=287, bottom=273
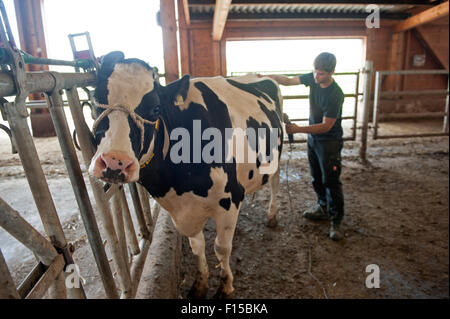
left=0, top=7, right=177, bottom=298
left=0, top=0, right=449, bottom=301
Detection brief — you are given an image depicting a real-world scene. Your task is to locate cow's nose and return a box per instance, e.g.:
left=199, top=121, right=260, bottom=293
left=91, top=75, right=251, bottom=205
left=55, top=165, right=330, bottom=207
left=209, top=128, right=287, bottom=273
left=97, top=152, right=136, bottom=183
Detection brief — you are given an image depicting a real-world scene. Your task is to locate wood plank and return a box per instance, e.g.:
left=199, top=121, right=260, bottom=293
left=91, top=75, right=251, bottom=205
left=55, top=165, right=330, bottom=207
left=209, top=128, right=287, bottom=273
left=212, top=0, right=232, bottom=41
left=416, top=26, right=449, bottom=70
left=393, top=1, right=449, bottom=32
left=160, top=0, right=180, bottom=83
left=189, top=0, right=436, bottom=4
left=178, top=0, right=191, bottom=75
left=182, top=0, right=190, bottom=25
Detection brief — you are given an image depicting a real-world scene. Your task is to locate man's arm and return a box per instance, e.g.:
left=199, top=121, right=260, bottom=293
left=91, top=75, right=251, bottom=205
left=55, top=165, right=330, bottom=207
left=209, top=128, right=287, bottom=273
left=264, top=75, right=301, bottom=86
left=286, top=117, right=336, bottom=135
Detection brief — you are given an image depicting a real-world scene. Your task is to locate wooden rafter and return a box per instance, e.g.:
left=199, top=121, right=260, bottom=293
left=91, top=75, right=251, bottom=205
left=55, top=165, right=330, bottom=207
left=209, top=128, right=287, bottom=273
left=189, top=1, right=438, bottom=4
left=182, top=0, right=191, bottom=25
left=416, top=26, right=449, bottom=70
left=212, top=0, right=232, bottom=41
left=393, top=0, right=449, bottom=32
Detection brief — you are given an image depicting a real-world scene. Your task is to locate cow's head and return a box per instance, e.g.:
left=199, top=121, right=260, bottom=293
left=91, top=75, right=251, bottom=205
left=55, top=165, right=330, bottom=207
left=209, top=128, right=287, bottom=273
left=88, top=51, right=189, bottom=184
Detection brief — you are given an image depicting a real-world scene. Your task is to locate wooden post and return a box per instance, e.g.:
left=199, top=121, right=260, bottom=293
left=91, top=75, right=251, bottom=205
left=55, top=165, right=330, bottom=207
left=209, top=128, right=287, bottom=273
left=160, top=0, right=179, bottom=83
left=359, top=61, right=373, bottom=163
left=177, top=0, right=190, bottom=76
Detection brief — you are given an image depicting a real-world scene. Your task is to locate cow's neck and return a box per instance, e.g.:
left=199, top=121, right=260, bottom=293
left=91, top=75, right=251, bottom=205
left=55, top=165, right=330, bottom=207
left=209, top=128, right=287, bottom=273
left=139, top=115, right=169, bottom=170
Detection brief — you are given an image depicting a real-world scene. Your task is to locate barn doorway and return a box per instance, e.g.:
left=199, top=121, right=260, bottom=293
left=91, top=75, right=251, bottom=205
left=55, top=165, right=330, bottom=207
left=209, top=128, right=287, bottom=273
left=226, top=38, right=365, bottom=141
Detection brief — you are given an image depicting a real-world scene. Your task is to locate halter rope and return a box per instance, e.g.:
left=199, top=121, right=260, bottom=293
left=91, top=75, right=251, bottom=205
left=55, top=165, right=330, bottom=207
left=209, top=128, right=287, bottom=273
left=92, top=103, right=160, bottom=167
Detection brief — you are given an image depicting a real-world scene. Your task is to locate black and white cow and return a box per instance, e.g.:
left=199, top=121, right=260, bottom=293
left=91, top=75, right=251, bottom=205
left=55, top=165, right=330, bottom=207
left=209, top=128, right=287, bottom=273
left=89, top=51, right=285, bottom=298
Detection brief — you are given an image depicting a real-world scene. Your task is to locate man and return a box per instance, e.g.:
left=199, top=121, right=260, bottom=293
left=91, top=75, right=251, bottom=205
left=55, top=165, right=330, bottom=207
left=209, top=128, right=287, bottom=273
left=267, top=52, right=345, bottom=241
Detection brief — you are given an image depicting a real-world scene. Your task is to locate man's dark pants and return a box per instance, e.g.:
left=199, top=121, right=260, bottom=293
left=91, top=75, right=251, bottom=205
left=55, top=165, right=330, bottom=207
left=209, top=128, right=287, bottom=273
left=307, top=136, right=344, bottom=225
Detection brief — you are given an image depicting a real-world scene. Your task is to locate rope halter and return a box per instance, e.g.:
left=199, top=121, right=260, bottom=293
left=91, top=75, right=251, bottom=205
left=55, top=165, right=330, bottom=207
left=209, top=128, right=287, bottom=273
left=92, top=103, right=159, bottom=156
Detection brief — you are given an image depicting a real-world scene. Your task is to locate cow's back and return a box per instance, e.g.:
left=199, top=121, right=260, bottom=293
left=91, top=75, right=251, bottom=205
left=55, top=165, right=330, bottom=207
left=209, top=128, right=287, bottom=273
left=183, top=75, right=284, bottom=194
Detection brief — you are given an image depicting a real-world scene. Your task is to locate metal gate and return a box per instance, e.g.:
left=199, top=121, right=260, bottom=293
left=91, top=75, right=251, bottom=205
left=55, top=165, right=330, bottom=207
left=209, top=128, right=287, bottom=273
left=0, top=3, right=158, bottom=299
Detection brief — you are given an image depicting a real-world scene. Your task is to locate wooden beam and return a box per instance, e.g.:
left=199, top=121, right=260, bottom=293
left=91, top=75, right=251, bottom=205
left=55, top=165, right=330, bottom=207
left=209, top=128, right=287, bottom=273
left=190, top=1, right=437, bottom=4
left=182, top=0, right=191, bottom=25
left=160, top=0, right=180, bottom=83
left=416, top=26, right=449, bottom=70
left=212, top=0, right=232, bottom=41
left=393, top=1, right=449, bottom=32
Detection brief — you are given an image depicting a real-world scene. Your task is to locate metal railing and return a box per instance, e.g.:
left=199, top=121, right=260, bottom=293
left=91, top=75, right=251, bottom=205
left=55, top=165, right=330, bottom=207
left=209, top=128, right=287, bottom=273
left=372, top=69, right=449, bottom=139
left=231, top=70, right=362, bottom=143
left=0, top=2, right=158, bottom=298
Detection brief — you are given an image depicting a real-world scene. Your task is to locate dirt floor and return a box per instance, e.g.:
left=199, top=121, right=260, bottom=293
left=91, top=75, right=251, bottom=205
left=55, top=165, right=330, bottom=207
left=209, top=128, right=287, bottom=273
left=0, top=119, right=448, bottom=299
left=179, top=126, right=449, bottom=299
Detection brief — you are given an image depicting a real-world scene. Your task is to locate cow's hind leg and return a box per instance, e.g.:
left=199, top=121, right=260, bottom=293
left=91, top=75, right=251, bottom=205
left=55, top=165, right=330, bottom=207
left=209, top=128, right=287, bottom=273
left=213, top=208, right=239, bottom=299
left=187, top=231, right=209, bottom=299
left=267, top=166, right=280, bottom=228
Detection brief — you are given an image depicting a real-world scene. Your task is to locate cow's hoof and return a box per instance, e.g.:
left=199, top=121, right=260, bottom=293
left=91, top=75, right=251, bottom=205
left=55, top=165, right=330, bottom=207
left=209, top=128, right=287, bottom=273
left=187, top=281, right=208, bottom=299
left=266, top=217, right=277, bottom=228
left=213, top=288, right=235, bottom=299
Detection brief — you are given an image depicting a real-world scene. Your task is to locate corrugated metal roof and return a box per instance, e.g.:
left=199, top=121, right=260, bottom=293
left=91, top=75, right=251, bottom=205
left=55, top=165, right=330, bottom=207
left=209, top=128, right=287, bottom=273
left=189, top=3, right=417, bottom=20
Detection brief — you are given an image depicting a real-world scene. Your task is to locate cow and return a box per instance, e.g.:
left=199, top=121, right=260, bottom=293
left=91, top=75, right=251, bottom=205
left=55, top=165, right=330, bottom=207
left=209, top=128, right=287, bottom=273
left=88, top=51, right=285, bottom=298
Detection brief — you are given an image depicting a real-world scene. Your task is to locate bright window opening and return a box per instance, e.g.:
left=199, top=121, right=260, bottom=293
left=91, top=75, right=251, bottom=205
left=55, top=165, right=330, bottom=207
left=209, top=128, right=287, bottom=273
left=226, top=38, right=365, bottom=121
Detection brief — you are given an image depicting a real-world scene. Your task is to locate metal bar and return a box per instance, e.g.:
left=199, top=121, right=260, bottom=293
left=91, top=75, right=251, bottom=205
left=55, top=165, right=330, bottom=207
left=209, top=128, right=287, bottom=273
left=0, top=71, right=96, bottom=97
left=137, top=184, right=154, bottom=235
left=66, top=88, right=118, bottom=299
left=372, top=71, right=382, bottom=140
left=46, top=91, right=91, bottom=299
left=118, top=189, right=141, bottom=256
left=0, top=197, right=58, bottom=265
left=105, top=184, right=120, bottom=201
left=374, top=132, right=449, bottom=139
left=4, top=99, right=70, bottom=253
left=352, top=71, right=360, bottom=141
left=377, top=69, right=449, bottom=76
left=378, top=112, right=446, bottom=120
left=291, top=115, right=355, bottom=122
left=88, top=178, right=133, bottom=299
left=283, top=93, right=362, bottom=100
left=111, top=191, right=130, bottom=270
left=380, top=89, right=448, bottom=97
left=130, top=238, right=151, bottom=298
left=25, top=254, right=65, bottom=299
left=0, top=123, right=17, bottom=153
left=128, top=183, right=150, bottom=240
left=65, top=88, right=124, bottom=299
left=443, top=79, right=449, bottom=133
left=17, top=262, right=46, bottom=298
left=0, top=249, right=21, bottom=299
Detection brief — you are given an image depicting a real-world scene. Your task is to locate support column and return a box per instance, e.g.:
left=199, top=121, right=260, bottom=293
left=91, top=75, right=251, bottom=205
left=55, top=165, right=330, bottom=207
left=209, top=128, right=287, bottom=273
left=160, top=0, right=179, bottom=83
left=13, top=0, right=56, bottom=137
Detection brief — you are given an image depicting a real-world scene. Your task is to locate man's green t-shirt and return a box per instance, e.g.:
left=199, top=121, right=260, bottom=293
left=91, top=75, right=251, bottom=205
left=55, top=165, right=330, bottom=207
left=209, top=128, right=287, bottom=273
left=299, top=72, right=344, bottom=141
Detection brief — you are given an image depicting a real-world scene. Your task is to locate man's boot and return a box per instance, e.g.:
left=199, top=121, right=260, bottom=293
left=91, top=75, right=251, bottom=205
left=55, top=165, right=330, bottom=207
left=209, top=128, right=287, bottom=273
left=302, top=204, right=328, bottom=220
left=329, top=223, right=343, bottom=241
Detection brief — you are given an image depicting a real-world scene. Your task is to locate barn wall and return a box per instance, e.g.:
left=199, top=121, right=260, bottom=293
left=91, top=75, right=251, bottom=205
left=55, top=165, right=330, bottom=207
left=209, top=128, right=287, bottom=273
left=177, top=10, right=448, bottom=115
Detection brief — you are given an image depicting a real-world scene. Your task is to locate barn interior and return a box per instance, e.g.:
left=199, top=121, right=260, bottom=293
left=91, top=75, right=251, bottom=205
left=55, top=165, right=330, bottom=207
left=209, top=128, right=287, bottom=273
left=0, top=0, right=448, bottom=302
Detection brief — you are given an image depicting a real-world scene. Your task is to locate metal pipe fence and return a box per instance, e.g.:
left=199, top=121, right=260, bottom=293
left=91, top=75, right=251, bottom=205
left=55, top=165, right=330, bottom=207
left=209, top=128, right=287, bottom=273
left=1, top=6, right=159, bottom=297
left=231, top=70, right=363, bottom=144
left=0, top=71, right=160, bottom=299
left=372, top=69, right=449, bottom=140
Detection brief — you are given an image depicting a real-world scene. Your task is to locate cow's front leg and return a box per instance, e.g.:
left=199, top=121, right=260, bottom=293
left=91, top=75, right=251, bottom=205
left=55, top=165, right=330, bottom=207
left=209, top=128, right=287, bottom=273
left=187, top=231, right=209, bottom=299
left=213, top=207, right=239, bottom=299
left=267, top=166, right=280, bottom=228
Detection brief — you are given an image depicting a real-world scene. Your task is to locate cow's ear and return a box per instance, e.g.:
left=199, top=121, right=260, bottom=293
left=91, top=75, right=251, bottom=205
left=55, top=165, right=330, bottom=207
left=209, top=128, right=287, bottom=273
left=98, top=51, right=124, bottom=77
left=162, top=74, right=191, bottom=106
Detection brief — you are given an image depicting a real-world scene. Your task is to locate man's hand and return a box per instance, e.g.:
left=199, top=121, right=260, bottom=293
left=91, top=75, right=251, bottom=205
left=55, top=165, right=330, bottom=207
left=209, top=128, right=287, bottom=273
left=285, top=123, right=298, bottom=134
